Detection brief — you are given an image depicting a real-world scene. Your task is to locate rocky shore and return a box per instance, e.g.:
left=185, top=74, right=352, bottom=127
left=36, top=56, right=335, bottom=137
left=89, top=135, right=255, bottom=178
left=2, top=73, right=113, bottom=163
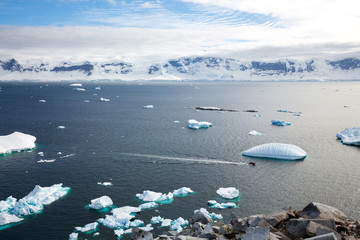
left=131, top=202, right=360, bottom=240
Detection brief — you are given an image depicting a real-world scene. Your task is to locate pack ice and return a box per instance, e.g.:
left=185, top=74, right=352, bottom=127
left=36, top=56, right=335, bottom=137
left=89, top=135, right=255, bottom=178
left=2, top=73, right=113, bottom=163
left=0, top=132, right=36, bottom=155
left=187, top=119, right=212, bottom=129
left=242, top=143, right=306, bottom=160
left=337, top=127, right=360, bottom=145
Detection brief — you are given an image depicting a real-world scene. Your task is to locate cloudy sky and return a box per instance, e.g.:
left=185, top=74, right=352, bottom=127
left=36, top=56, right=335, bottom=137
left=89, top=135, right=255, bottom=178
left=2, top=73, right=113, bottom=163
left=1, top=0, right=360, bottom=63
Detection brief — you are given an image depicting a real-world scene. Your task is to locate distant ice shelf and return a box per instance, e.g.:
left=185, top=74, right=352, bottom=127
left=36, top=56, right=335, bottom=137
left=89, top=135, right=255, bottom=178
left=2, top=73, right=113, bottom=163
left=0, top=132, right=36, bottom=155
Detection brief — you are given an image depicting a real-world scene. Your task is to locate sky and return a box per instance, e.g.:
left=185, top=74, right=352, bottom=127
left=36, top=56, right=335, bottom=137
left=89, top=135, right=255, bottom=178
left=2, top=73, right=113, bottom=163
left=0, top=0, right=360, bottom=63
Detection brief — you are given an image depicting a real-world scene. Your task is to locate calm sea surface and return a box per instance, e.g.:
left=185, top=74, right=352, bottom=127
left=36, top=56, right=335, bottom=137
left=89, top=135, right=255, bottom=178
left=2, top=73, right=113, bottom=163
left=1, top=81, right=360, bottom=239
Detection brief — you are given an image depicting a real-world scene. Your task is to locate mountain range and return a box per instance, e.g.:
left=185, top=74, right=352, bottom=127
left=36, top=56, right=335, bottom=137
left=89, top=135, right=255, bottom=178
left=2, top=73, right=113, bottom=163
left=1, top=57, right=360, bottom=81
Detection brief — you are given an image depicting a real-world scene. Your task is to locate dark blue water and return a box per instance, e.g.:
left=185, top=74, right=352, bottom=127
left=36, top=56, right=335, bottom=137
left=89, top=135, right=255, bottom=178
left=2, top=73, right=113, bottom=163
left=1, top=82, right=360, bottom=239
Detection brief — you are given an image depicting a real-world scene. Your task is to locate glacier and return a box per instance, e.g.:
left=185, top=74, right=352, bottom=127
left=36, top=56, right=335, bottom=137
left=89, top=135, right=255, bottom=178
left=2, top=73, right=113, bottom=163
left=187, top=119, right=212, bottom=129
left=216, top=187, right=239, bottom=199
left=88, top=196, right=113, bottom=210
left=336, top=127, right=360, bottom=146
left=0, top=131, right=36, bottom=155
left=242, top=143, right=307, bottom=160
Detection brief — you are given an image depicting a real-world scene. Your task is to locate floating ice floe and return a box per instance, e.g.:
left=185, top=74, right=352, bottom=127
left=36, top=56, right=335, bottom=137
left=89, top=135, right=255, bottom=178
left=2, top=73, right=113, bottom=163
left=169, top=217, right=188, bottom=232
left=249, top=130, right=262, bottom=136
left=37, top=159, right=56, bottom=163
left=97, top=182, right=113, bottom=186
left=216, top=187, right=239, bottom=199
left=38, top=152, right=44, bottom=157
left=136, top=190, right=173, bottom=202
left=139, top=202, right=158, bottom=210
left=0, top=132, right=36, bottom=155
left=114, top=229, right=124, bottom=237
left=69, top=83, right=82, bottom=87
left=173, top=187, right=194, bottom=196
left=97, top=206, right=141, bottom=229
left=100, top=97, right=110, bottom=102
left=95, top=86, right=101, bottom=90
left=187, top=119, right=212, bottom=129
left=337, top=127, right=360, bottom=145
left=271, top=120, right=291, bottom=126
left=242, top=143, right=307, bottom=160
left=75, top=222, right=98, bottom=233
left=0, top=212, right=23, bottom=226
left=38, top=100, right=46, bottom=103
left=194, top=208, right=222, bottom=220
left=207, top=200, right=237, bottom=209
left=69, top=232, right=78, bottom=240
left=88, top=196, right=113, bottom=210
left=73, top=88, right=85, bottom=91
left=254, top=113, right=261, bottom=117
left=161, top=219, right=172, bottom=227
left=57, top=126, right=65, bottom=129
left=143, top=105, right=154, bottom=109
left=150, top=216, right=164, bottom=224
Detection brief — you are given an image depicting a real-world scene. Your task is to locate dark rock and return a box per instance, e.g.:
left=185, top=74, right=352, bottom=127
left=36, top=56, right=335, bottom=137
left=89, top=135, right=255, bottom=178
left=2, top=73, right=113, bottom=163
left=264, top=209, right=291, bottom=228
left=286, top=219, right=336, bottom=238
left=336, top=225, right=349, bottom=234
left=227, top=212, right=239, bottom=225
left=273, top=231, right=292, bottom=240
left=195, top=107, right=238, bottom=112
left=190, top=210, right=213, bottom=225
left=300, top=202, right=347, bottom=222
left=131, top=227, right=153, bottom=240
left=233, top=218, right=248, bottom=233
left=241, top=226, right=270, bottom=240
left=199, top=224, right=216, bottom=239
left=304, top=232, right=339, bottom=240
left=220, top=224, right=233, bottom=235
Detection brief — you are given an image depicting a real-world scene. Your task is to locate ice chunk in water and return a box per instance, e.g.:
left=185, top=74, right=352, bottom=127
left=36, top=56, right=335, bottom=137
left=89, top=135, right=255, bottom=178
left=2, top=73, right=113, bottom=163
left=216, top=187, right=239, bottom=199
left=207, top=200, right=237, bottom=209
left=100, top=97, right=110, bottom=102
left=143, top=105, right=154, bottom=109
left=173, top=187, right=194, bottom=196
left=150, top=216, right=164, bottom=224
left=194, top=208, right=223, bottom=220
left=0, top=132, right=36, bottom=155
left=75, top=222, right=98, bottom=233
left=88, top=196, right=113, bottom=210
left=242, top=143, right=306, bottom=160
left=139, top=202, right=158, bottom=210
left=69, top=232, right=78, bottom=240
left=161, top=219, right=172, bottom=227
left=271, top=120, right=291, bottom=126
left=136, top=190, right=173, bottom=202
left=0, top=212, right=23, bottom=226
left=249, top=130, right=262, bottom=136
left=187, top=119, right=212, bottom=129
left=114, top=229, right=124, bottom=237
left=170, top=217, right=188, bottom=232
left=337, top=126, right=360, bottom=146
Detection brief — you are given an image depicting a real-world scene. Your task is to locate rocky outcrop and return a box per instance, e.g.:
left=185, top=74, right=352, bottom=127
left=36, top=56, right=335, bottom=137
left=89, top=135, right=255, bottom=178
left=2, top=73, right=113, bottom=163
left=147, top=202, right=360, bottom=240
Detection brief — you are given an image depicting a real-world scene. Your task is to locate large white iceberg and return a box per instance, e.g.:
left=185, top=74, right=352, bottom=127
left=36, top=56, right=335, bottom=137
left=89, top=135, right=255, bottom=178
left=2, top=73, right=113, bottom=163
left=0, top=212, right=23, bottom=226
left=216, top=187, right=239, bottom=199
left=187, top=119, right=212, bottom=129
left=337, top=127, right=360, bottom=145
left=0, top=132, right=36, bottom=155
left=173, top=187, right=194, bottom=196
left=242, top=143, right=307, bottom=160
left=88, top=196, right=113, bottom=210
left=136, top=190, right=173, bottom=202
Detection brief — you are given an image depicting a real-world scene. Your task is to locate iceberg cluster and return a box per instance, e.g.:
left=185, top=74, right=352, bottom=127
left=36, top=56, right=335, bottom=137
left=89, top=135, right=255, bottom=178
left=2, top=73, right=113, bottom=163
left=187, top=119, right=212, bottom=129
left=149, top=216, right=188, bottom=232
left=173, top=187, right=194, bottom=196
left=271, top=120, right=291, bottom=126
left=88, top=196, right=113, bottom=210
left=242, top=143, right=307, bottom=160
left=337, top=127, right=360, bottom=146
left=0, top=131, right=36, bottom=155
left=0, top=184, right=70, bottom=227
left=136, top=190, right=173, bottom=203
left=207, top=200, right=237, bottom=209
left=216, top=187, right=239, bottom=199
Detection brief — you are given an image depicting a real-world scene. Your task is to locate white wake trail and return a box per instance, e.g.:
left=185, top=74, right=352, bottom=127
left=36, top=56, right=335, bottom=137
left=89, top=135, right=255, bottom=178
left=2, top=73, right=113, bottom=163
left=120, top=153, right=246, bottom=166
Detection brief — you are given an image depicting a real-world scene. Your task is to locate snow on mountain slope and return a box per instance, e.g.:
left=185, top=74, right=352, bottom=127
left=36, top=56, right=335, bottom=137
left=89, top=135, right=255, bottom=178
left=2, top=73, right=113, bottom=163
left=0, top=57, right=359, bottom=81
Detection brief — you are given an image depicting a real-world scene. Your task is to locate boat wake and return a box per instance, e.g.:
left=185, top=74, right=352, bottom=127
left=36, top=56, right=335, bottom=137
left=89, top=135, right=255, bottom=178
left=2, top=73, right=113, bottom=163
left=120, top=153, right=246, bottom=166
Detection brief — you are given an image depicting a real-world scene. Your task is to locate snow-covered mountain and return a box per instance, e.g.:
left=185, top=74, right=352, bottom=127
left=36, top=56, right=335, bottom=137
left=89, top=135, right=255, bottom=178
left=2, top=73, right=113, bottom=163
left=1, top=57, right=360, bottom=81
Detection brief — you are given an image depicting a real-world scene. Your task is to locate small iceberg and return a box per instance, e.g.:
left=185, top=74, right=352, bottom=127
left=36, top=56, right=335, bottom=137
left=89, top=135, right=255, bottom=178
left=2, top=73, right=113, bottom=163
left=69, top=232, right=78, bottom=240
left=187, top=119, right=212, bottom=129
left=88, top=196, right=113, bottom=210
left=98, top=206, right=140, bottom=229
left=242, top=143, right=306, bottom=160
left=57, top=126, right=65, bottom=129
left=37, top=159, right=56, bottom=163
left=150, top=216, right=164, bottom=224
left=271, top=120, right=291, bottom=126
left=337, top=127, right=360, bottom=146
left=75, top=222, right=98, bottom=233
left=195, top=107, right=237, bottom=112
left=100, top=97, right=110, bottom=102
left=254, top=113, right=261, bottom=117
left=169, top=217, right=188, bottom=232
left=73, top=88, right=85, bottom=91
left=216, top=187, right=239, bottom=199
left=69, top=83, right=82, bottom=87
left=95, top=86, right=101, bottom=90
left=38, top=100, right=46, bottom=103
left=207, top=200, right=237, bottom=209
left=143, top=105, right=154, bottom=109
left=173, top=187, right=194, bottom=196
left=139, top=202, right=158, bottom=210
left=114, top=229, right=124, bottom=237
left=136, top=190, right=173, bottom=202
left=97, top=182, right=113, bottom=186
left=161, top=219, right=172, bottom=227
left=249, top=130, right=262, bottom=136
left=0, top=132, right=36, bottom=155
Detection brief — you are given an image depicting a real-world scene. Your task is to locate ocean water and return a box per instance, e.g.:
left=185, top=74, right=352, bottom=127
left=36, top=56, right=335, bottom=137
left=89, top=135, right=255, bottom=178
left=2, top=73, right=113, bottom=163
left=1, top=81, right=360, bottom=239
